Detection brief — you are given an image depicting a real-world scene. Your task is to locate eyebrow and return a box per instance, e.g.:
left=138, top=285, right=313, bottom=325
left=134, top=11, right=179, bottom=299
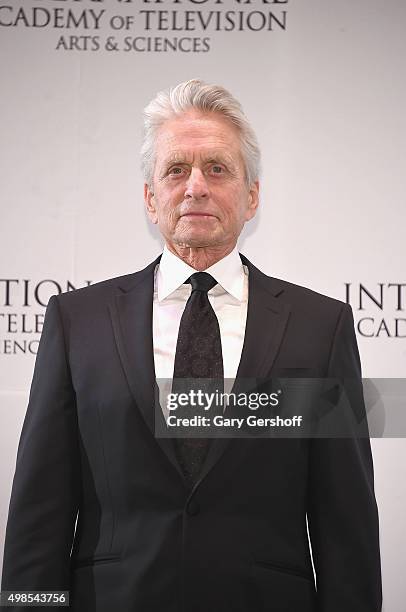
left=161, top=152, right=238, bottom=170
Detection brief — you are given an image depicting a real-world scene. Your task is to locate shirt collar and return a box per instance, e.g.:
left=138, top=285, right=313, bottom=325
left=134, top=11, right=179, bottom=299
left=157, top=244, right=246, bottom=302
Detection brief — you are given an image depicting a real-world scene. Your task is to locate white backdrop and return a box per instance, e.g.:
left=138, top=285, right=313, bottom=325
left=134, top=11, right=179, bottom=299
left=1, top=0, right=405, bottom=609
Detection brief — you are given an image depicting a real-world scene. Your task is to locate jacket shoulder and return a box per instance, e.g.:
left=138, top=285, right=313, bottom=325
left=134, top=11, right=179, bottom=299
left=242, top=253, right=347, bottom=316
left=240, top=253, right=348, bottom=312
left=53, top=255, right=160, bottom=310
left=269, top=275, right=346, bottom=314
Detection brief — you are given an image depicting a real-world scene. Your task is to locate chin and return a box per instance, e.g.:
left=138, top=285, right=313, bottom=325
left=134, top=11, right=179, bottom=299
left=175, top=232, right=220, bottom=248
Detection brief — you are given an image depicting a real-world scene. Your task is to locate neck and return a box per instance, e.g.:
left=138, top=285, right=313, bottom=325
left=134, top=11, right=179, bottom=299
left=165, top=242, right=236, bottom=271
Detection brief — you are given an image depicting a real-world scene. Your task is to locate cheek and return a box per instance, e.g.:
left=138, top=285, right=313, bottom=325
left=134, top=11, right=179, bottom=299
left=155, top=196, right=180, bottom=225
left=157, top=185, right=184, bottom=211
left=217, top=190, right=248, bottom=223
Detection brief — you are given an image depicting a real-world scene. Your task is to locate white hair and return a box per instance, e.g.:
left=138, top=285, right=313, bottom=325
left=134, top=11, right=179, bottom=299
left=141, top=79, right=261, bottom=188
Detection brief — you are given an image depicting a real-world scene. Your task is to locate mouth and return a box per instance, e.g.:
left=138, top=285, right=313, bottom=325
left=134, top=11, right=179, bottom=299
left=181, top=212, right=217, bottom=218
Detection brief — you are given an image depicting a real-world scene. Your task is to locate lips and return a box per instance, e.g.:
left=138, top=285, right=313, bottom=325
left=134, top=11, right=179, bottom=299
left=181, top=212, right=217, bottom=218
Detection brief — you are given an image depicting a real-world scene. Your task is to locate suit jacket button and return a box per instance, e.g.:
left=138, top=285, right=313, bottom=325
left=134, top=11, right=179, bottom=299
left=186, top=500, right=200, bottom=516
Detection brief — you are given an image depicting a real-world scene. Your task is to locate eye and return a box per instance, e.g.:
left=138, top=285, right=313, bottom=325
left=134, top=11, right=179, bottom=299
left=210, top=165, right=225, bottom=175
left=168, top=166, right=185, bottom=177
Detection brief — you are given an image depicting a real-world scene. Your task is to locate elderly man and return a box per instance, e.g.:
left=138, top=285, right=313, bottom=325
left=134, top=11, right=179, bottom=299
left=2, top=79, right=381, bottom=611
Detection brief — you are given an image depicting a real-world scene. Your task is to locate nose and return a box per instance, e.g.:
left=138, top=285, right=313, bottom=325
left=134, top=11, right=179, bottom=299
left=184, top=167, right=209, bottom=200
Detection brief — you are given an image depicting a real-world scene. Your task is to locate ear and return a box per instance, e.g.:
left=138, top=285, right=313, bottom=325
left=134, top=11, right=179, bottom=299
left=144, top=183, right=158, bottom=224
left=245, top=180, right=259, bottom=221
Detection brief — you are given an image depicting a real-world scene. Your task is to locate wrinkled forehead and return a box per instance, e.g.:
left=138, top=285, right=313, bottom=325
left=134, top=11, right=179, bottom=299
left=154, top=110, right=244, bottom=166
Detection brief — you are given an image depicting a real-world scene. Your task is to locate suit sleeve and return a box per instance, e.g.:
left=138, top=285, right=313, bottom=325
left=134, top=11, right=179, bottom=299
left=307, top=303, right=382, bottom=612
left=1, top=295, right=81, bottom=600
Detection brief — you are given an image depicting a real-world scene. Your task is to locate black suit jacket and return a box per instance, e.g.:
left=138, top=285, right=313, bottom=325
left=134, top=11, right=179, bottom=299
left=1, top=253, right=382, bottom=611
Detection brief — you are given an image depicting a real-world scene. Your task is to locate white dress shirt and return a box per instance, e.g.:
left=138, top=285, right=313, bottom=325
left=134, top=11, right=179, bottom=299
left=153, top=245, right=249, bottom=418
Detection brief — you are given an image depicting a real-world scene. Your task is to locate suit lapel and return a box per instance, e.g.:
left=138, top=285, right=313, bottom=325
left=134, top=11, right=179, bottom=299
left=235, top=253, right=291, bottom=380
left=108, top=255, right=185, bottom=480
left=109, top=252, right=292, bottom=489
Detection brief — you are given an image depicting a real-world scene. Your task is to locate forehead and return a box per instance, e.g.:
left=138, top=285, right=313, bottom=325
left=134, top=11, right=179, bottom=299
left=154, top=111, right=243, bottom=163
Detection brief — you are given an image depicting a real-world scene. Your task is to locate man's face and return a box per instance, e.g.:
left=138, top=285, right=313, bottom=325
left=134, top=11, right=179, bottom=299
left=144, top=110, right=259, bottom=251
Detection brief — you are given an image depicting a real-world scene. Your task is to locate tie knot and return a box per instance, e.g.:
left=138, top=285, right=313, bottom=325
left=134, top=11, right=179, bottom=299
left=187, top=272, right=217, bottom=293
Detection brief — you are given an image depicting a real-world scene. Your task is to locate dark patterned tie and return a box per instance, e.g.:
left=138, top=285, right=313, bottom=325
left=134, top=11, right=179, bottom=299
left=172, top=272, right=224, bottom=488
